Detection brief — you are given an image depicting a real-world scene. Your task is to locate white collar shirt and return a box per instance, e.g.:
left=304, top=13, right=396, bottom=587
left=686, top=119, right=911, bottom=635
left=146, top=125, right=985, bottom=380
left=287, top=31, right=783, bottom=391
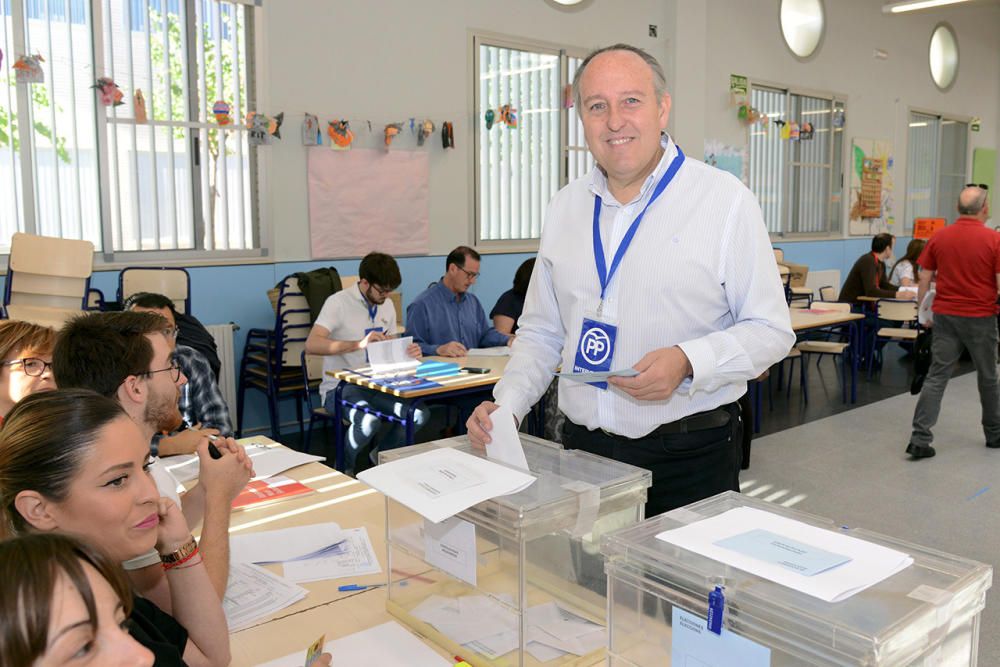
left=493, top=135, right=794, bottom=439
left=316, top=284, right=397, bottom=401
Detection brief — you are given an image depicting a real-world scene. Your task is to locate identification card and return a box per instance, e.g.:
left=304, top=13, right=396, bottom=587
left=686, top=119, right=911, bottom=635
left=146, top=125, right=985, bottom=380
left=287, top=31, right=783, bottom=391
left=304, top=634, right=325, bottom=667
left=573, top=314, right=618, bottom=390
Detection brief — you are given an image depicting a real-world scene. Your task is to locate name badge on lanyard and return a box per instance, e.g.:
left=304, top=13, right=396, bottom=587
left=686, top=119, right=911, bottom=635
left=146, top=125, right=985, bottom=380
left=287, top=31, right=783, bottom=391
left=363, top=301, right=384, bottom=361
left=573, top=146, right=685, bottom=390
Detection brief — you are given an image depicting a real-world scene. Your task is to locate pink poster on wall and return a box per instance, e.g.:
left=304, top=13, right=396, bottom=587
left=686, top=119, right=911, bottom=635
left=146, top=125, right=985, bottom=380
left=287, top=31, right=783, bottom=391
left=307, top=148, right=430, bottom=259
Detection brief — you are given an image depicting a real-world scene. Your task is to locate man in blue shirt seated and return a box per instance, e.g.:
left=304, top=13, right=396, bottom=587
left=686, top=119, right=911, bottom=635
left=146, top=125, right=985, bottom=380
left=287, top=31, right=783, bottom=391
left=406, top=246, right=514, bottom=357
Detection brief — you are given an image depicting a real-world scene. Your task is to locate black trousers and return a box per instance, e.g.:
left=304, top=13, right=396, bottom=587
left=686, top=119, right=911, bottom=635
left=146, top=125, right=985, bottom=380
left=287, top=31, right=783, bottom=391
left=562, top=402, right=742, bottom=517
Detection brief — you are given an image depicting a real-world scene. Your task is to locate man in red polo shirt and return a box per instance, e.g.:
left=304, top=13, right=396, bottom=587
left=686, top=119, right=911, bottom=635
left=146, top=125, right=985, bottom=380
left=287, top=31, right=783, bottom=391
left=907, top=185, right=1000, bottom=459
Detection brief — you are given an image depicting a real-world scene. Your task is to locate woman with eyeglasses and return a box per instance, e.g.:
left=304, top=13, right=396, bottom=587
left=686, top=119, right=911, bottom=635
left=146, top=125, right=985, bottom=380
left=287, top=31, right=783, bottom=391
left=0, top=389, right=231, bottom=667
left=0, top=532, right=153, bottom=667
left=0, top=320, right=56, bottom=420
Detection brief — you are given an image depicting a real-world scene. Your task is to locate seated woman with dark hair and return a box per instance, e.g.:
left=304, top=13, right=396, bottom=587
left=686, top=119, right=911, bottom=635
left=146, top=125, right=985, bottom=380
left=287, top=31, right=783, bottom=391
left=490, top=257, right=536, bottom=335
left=0, top=320, right=56, bottom=419
left=0, top=389, right=232, bottom=667
left=0, top=532, right=153, bottom=667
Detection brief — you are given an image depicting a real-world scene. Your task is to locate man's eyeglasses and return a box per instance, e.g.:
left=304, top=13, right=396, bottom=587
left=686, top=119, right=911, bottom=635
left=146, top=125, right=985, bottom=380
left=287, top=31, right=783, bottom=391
left=457, top=266, right=480, bottom=280
left=369, top=284, right=394, bottom=297
left=2, top=357, right=52, bottom=377
left=162, top=326, right=180, bottom=340
left=966, top=183, right=989, bottom=191
left=142, top=360, right=182, bottom=383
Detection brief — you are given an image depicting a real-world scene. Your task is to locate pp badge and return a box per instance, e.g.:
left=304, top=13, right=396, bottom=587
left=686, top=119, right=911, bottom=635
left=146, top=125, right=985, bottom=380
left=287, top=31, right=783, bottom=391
left=573, top=316, right=618, bottom=390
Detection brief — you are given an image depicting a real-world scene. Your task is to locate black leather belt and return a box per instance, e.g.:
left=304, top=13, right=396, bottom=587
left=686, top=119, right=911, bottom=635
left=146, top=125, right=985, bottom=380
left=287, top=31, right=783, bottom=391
left=594, top=402, right=737, bottom=439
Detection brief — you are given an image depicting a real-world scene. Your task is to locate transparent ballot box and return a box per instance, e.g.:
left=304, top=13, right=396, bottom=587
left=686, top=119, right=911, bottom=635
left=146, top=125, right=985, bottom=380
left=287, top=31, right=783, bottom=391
left=380, top=435, right=651, bottom=667
left=601, top=491, right=992, bottom=666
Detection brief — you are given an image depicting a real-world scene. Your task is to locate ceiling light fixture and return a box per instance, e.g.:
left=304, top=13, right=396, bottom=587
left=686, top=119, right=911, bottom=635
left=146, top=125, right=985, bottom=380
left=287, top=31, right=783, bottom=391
left=883, top=0, right=975, bottom=14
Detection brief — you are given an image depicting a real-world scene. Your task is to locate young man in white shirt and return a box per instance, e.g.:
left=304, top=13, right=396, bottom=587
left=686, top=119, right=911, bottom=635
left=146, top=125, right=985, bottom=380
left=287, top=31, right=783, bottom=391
left=306, top=252, right=425, bottom=473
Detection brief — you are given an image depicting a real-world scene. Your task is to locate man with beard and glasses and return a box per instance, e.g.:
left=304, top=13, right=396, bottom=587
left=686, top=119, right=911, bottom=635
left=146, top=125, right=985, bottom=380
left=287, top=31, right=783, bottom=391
left=52, top=311, right=253, bottom=608
left=306, top=251, right=426, bottom=474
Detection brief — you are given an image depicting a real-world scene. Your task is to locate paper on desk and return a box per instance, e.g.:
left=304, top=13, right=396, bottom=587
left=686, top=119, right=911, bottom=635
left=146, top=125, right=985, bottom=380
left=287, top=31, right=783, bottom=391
left=223, top=562, right=307, bottom=632
left=556, top=368, right=639, bottom=382
left=230, top=522, right=345, bottom=564
left=656, top=507, right=913, bottom=602
left=467, top=346, right=511, bottom=357
left=485, top=403, right=528, bottom=471
left=357, top=447, right=536, bottom=523
left=163, top=442, right=324, bottom=484
left=367, top=336, right=420, bottom=373
left=281, top=527, right=381, bottom=584
left=255, top=620, right=451, bottom=667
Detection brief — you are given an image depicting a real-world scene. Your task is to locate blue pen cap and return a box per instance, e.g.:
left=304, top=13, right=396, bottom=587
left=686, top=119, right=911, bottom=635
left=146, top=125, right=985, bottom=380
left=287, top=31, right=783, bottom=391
left=707, top=585, right=725, bottom=635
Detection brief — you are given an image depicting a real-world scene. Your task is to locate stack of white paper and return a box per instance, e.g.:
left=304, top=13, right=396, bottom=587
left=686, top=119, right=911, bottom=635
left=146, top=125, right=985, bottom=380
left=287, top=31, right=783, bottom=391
left=164, top=442, right=324, bottom=484
left=230, top=522, right=346, bottom=564
left=484, top=404, right=529, bottom=471
left=281, top=527, right=382, bottom=584
left=411, top=595, right=604, bottom=660
left=367, top=336, right=420, bottom=373
left=357, top=447, right=536, bottom=523
left=256, top=620, right=451, bottom=667
left=655, top=507, right=913, bottom=602
left=223, top=562, right=307, bottom=632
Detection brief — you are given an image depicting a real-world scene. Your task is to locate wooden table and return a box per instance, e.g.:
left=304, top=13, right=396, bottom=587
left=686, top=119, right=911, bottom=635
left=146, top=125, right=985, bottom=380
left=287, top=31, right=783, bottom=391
left=328, top=354, right=509, bottom=470
left=789, top=308, right=864, bottom=403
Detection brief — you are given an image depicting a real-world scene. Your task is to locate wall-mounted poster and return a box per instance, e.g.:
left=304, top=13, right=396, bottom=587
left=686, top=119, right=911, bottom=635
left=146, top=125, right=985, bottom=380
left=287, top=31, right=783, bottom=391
left=849, top=138, right=894, bottom=236
left=704, top=140, right=747, bottom=184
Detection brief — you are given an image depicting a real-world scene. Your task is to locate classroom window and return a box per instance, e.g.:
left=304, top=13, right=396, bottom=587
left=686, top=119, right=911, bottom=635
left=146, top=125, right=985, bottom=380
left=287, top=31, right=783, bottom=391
left=0, top=0, right=258, bottom=257
left=905, top=111, right=967, bottom=232
left=474, top=37, right=593, bottom=245
left=748, top=84, right=844, bottom=237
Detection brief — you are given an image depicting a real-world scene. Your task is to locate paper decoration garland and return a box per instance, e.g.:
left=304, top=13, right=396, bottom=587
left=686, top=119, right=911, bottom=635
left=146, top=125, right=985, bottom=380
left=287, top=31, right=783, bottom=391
left=441, top=121, right=454, bottom=149
left=134, top=89, right=147, bottom=123
left=93, top=77, right=124, bottom=107
left=302, top=113, right=320, bottom=146
left=383, top=123, right=402, bottom=148
left=328, top=120, right=354, bottom=149
left=213, top=100, right=232, bottom=126
left=417, top=119, right=435, bottom=146
left=14, top=54, right=44, bottom=83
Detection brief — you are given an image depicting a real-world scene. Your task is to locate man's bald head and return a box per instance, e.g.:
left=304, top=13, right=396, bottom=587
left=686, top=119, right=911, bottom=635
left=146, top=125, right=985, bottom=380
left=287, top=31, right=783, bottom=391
left=958, top=186, right=989, bottom=219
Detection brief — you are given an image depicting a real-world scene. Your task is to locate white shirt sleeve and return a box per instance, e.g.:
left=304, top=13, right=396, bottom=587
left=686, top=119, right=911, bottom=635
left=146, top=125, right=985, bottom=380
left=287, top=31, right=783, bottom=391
left=677, top=189, right=795, bottom=394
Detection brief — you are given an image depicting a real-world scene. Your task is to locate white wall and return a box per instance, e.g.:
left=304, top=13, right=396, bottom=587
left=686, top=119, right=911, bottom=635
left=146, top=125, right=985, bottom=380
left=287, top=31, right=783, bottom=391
left=257, top=0, right=677, bottom=262
left=674, top=0, right=1000, bottom=233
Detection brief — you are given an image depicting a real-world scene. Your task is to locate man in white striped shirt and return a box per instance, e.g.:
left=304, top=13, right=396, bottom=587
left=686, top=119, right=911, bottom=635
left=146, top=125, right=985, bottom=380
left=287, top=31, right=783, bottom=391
left=467, top=44, right=794, bottom=516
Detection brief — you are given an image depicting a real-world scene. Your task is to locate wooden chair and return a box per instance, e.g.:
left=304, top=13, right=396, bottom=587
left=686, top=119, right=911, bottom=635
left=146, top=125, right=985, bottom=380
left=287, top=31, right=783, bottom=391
left=773, top=247, right=784, bottom=263
left=3, top=233, right=93, bottom=328
left=300, top=350, right=337, bottom=457
left=236, top=275, right=317, bottom=439
left=868, top=299, right=919, bottom=376
left=118, top=267, right=191, bottom=313
left=794, top=302, right=853, bottom=403
left=818, top=285, right=838, bottom=302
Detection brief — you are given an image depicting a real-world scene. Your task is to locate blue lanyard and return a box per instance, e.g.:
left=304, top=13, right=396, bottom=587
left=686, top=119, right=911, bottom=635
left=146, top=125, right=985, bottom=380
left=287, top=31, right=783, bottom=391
left=359, top=285, right=377, bottom=322
left=592, top=147, right=685, bottom=311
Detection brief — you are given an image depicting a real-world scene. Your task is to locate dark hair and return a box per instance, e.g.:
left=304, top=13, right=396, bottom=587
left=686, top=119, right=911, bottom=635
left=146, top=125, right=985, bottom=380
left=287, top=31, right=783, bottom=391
left=0, top=533, right=133, bottom=666
left=123, top=291, right=177, bottom=314
left=0, top=320, right=56, bottom=362
left=358, top=252, right=402, bottom=290
left=871, top=233, right=894, bottom=254
left=890, top=238, right=927, bottom=279
left=53, top=312, right=168, bottom=398
left=512, top=258, right=536, bottom=296
left=0, top=390, right=128, bottom=537
left=445, top=246, right=480, bottom=271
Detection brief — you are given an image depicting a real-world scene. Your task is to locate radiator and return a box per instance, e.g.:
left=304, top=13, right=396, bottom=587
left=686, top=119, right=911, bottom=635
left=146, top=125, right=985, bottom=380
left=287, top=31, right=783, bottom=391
left=205, top=323, right=239, bottom=425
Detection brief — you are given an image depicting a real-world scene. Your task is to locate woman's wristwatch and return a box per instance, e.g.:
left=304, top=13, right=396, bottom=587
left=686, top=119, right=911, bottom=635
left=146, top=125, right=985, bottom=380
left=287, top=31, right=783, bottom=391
left=160, top=536, right=198, bottom=567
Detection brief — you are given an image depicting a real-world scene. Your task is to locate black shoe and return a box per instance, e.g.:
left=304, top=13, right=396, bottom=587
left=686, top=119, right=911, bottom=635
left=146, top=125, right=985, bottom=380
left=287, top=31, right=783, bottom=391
left=986, top=439, right=1000, bottom=449
left=906, top=442, right=936, bottom=459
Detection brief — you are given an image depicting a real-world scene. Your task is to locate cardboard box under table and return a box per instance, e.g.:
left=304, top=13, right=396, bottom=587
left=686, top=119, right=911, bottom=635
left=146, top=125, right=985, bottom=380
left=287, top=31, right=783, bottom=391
left=601, top=492, right=992, bottom=666
left=379, top=435, right=652, bottom=667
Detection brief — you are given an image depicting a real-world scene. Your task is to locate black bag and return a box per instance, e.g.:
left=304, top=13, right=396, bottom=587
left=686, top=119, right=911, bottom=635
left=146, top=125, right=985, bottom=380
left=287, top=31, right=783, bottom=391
left=282, top=267, right=343, bottom=322
left=910, top=329, right=933, bottom=395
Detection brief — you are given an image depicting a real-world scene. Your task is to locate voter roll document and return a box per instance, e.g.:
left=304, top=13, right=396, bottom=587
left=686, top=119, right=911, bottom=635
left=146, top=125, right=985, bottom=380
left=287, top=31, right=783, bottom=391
left=357, top=447, right=536, bottom=523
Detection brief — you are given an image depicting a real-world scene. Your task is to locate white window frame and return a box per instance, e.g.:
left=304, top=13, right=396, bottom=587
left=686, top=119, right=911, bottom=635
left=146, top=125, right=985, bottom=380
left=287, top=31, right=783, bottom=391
left=471, top=32, right=591, bottom=252
left=747, top=80, right=847, bottom=240
left=904, top=108, right=970, bottom=234
left=0, top=0, right=265, bottom=268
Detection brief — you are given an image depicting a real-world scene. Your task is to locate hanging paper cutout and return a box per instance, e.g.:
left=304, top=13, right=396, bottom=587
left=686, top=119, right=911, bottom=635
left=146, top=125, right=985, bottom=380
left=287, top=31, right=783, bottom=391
left=563, top=84, right=573, bottom=109
left=484, top=108, right=495, bottom=130
left=799, top=122, right=814, bottom=140
left=832, top=110, right=845, bottom=128
left=789, top=121, right=800, bottom=141
left=383, top=123, right=402, bottom=148
left=14, top=54, right=44, bottom=83
left=417, top=119, right=435, bottom=146
left=780, top=123, right=791, bottom=140
left=93, top=77, right=124, bottom=107
left=497, top=105, right=517, bottom=129
left=134, top=89, right=147, bottom=124
left=302, top=113, right=320, bottom=146
left=268, top=112, right=284, bottom=139
left=213, top=100, right=232, bottom=125
left=328, top=120, right=354, bottom=150
left=441, top=121, right=454, bottom=149
left=246, top=111, right=283, bottom=145
left=0, top=48, right=4, bottom=70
